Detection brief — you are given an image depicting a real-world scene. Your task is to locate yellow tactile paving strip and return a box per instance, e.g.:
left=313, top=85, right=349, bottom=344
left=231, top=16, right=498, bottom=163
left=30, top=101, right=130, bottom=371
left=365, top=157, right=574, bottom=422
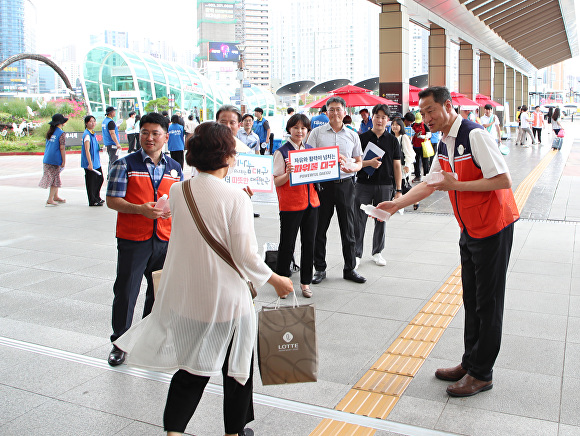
left=309, top=149, right=559, bottom=436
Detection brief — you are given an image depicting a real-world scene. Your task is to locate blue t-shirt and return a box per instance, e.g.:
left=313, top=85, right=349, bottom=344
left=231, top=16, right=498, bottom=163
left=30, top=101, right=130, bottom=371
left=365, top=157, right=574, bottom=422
left=167, top=123, right=185, bottom=151
left=311, top=114, right=329, bottom=129
left=81, top=129, right=101, bottom=169
left=359, top=118, right=373, bottom=134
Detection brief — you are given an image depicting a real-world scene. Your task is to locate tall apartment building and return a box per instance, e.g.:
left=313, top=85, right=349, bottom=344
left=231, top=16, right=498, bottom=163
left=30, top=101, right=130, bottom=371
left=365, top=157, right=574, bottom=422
left=270, top=0, right=379, bottom=87
left=235, top=0, right=270, bottom=88
left=410, top=22, right=429, bottom=79
left=0, top=0, right=38, bottom=92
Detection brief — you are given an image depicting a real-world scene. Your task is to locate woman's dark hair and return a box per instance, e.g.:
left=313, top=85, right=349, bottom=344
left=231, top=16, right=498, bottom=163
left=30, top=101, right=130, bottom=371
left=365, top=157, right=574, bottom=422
left=553, top=107, right=561, bottom=121
left=84, top=115, right=95, bottom=128
left=171, top=114, right=180, bottom=124
left=46, top=125, right=57, bottom=140
left=188, top=114, right=194, bottom=121
left=135, top=114, right=141, bottom=121
left=547, top=107, right=553, bottom=120
left=186, top=122, right=236, bottom=171
left=286, top=113, right=311, bottom=134
left=391, top=118, right=406, bottom=137
left=343, top=115, right=353, bottom=125
left=521, top=105, right=528, bottom=112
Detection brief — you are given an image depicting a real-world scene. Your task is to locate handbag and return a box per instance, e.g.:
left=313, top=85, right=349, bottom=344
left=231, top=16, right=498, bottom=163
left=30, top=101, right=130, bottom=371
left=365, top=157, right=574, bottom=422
left=181, top=180, right=257, bottom=299
left=422, top=138, right=435, bottom=158
left=258, top=294, right=318, bottom=385
left=557, top=129, right=565, bottom=138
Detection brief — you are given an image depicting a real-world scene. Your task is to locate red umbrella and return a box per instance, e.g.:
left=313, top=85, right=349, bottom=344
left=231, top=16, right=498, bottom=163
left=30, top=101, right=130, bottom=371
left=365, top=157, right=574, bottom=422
left=409, top=85, right=422, bottom=106
left=306, top=85, right=399, bottom=108
left=475, top=94, right=503, bottom=109
left=451, top=92, right=478, bottom=108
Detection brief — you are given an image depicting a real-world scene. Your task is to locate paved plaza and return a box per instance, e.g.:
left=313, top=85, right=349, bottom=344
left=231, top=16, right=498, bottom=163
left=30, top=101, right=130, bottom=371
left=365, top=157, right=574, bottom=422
left=1, top=123, right=580, bottom=435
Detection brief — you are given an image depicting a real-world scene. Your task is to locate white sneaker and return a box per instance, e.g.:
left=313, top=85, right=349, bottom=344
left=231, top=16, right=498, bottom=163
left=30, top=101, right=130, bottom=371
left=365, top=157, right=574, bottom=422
left=372, top=253, right=387, bottom=266
left=355, top=257, right=361, bottom=269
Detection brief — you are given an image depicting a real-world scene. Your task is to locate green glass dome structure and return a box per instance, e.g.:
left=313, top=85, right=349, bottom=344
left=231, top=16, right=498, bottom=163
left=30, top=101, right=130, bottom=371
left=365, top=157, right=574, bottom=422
left=80, top=45, right=275, bottom=120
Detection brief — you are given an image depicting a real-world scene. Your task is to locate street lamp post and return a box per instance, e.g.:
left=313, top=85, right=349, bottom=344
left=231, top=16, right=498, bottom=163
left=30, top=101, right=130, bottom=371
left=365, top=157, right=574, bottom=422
left=237, top=44, right=246, bottom=114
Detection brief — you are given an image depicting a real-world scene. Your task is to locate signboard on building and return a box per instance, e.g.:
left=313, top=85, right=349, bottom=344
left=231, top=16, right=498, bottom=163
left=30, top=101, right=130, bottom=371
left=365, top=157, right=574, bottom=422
left=208, top=42, right=240, bottom=62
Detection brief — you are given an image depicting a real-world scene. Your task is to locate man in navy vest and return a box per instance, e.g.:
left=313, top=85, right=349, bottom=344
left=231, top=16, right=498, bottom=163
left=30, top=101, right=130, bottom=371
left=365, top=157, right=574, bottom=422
left=106, top=112, right=184, bottom=366
left=102, top=106, right=121, bottom=176
left=253, top=107, right=271, bottom=155
left=310, top=105, right=329, bottom=130
left=378, top=86, right=519, bottom=398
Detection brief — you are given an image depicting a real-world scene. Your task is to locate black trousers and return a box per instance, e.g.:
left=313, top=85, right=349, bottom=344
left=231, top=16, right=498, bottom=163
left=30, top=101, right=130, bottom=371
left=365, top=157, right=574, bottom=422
left=170, top=150, right=184, bottom=170
left=314, top=178, right=357, bottom=272
left=532, top=127, right=542, bottom=143
left=460, top=224, right=514, bottom=382
left=83, top=167, right=103, bottom=205
left=106, top=146, right=119, bottom=177
left=354, top=183, right=393, bottom=258
left=127, top=133, right=138, bottom=152
left=413, top=147, right=430, bottom=178
left=110, top=236, right=168, bottom=342
left=163, top=342, right=254, bottom=434
left=276, top=206, right=319, bottom=284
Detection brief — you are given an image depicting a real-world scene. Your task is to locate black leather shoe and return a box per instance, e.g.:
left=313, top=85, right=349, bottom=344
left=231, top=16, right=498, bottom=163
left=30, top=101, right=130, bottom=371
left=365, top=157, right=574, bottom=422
left=343, top=269, right=366, bottom=283
left=98, top=199, right=105, bottom=204
left=312, top=270, right=326, bottom=284
left=254, top=213, right=260, bottom=218
left=239, top=428, right=254, bottom=436
left=108, top=345, right=126, bottom=366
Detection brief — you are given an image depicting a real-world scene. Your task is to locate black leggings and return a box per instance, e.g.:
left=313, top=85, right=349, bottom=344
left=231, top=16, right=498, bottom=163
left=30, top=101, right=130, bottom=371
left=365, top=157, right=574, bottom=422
left=163, top=342, right=254, bottom=434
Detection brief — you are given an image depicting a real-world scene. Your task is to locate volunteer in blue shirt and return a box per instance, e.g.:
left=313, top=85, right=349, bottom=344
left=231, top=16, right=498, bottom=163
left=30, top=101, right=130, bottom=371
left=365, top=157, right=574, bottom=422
left=167, top=114, right=185, bottom=169
left=310, top=105, right=329, bottom=129
left=82, top=115, right=104, bottom=206
left=253, top=107, right=271, bottom=155
left=102, top=106, right=121, bottom=175
left=358, top=108, right=373, bottom=133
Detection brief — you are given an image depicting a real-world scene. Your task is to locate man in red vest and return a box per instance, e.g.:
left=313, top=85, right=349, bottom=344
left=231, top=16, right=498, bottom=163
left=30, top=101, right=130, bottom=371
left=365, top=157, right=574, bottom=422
left=106, top=112, right=183, bottom=366
left=378, top=86, right=519, bottom=397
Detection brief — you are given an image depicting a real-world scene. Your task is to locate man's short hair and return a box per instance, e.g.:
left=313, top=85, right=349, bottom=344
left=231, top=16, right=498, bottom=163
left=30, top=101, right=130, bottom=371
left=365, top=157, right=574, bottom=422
left=140, top=112, right=169, bottom=132
left=484, top=104, right=493, bottom=110
left=188, top=114, right=194, bottom=121
left=320, top=105, right=327, bottom=113
left=286, top=113, right=311, bottom=133
left=254, top=107, right=264, bottom=114
left=128, top=111, right=136, bottom=117
left=359, top=108, right=369, bottom=115
left=404, top=112, right=416, bottom=123
left=535, top=105, right=540, bottom=109
left=241, top=113, right=254, bottom=122
left=418, top=86, right=452, bottom=106
left=105, top=106, right=116, bottom=115
left=371, top=104, right=390, bottom=118
left=326, top=96, right=346, bottom=109
left=216, top=105, right=242, bottom=122
left=287, top=107, right=294, bottom=115
left=161, top=110, right=169, bottom=117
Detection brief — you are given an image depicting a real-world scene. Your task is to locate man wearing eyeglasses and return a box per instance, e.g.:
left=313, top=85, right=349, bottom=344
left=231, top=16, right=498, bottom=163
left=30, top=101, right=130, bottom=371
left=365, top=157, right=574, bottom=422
left=308, top=96, right=367, bottom=285
left=105, top=112, right=184, bottom=367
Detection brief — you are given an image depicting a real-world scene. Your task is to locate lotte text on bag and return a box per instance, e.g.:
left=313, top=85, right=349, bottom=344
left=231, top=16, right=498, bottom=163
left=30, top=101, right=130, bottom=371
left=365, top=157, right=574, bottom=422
left=258, top=297, right=318, bottom=385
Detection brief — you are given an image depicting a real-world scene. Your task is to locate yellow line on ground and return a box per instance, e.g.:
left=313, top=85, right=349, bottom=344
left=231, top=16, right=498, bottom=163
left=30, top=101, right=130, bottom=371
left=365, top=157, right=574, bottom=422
left=309, top=150, right=557, bottom=435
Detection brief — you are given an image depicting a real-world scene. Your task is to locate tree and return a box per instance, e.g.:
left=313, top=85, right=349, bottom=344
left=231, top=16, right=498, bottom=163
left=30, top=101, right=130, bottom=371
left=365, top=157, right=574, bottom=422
left=144, top=97, right=180, bottom=113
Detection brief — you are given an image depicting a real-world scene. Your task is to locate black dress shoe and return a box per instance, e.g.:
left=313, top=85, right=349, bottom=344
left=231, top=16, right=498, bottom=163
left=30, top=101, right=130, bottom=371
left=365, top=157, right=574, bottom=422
left=98, top=199, right=105, bottom=204
left=89, top=202, right=103, bottom=206
left=254, top=213, right=260, bottom=218
left=239, top=428, right=254, bottom=436
left=343, top=269, right=366, bottom=283
left=108, top=345, right=126, bottom=366
left=312, top=270, right=326, bottom=284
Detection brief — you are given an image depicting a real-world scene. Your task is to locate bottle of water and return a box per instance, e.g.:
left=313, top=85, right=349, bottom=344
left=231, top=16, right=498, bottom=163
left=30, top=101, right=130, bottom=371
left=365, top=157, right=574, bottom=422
left=360, top=204, right=391, bottom=221
left=155, top=194, right=170, bottom=213
left=424, top=171, right=458, bottom=185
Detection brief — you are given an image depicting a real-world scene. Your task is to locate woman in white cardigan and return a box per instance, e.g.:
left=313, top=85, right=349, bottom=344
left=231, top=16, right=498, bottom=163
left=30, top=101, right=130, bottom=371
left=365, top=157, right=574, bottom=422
left=115, top=122, right=293, bottom=436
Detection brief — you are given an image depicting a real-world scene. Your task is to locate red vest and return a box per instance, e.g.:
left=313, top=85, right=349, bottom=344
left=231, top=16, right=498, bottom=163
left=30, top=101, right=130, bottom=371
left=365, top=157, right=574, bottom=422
left=116, top=153, right=182, bottom=241
left=275, top=142, right=320, bottom=212
left=439, top=119, right=519, bottom=239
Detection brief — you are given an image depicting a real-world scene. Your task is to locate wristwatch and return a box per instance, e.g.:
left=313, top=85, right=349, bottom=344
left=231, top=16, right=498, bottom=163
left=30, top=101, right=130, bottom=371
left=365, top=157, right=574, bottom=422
left=395, top=189, right=402, bottom=193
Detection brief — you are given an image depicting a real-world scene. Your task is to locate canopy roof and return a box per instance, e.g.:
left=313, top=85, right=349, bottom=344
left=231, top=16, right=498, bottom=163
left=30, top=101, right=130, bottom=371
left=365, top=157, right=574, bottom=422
left=276, top=80, right=315, bottom=96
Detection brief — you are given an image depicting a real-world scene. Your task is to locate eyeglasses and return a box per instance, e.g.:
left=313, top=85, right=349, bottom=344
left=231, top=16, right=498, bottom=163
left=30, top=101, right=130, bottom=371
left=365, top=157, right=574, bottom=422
left=140, top=130, right=164, bottom=138
left=327, top=108, right=344, bottom=113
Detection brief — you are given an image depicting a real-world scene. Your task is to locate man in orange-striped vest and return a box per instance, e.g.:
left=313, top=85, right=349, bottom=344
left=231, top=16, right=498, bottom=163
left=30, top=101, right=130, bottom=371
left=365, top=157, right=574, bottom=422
left=532, top=105, right=545, bottom=144
left=378, top=86, right=519, bottom=398
left=106, top=112, right=183, bottom=366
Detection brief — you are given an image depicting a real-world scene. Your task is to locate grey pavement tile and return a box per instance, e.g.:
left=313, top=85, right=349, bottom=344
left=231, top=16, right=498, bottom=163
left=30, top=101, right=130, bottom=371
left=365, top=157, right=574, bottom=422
left=0, top=289, right=54, bottom=317
left=73, top=260, right=117, bottom=280
left=0, top=246, right=27, bottom=259
left=33, top=255, right=104, bottom=274
left=570, top=296, right=580, bottom=317
left=567, top=317, right=580, bottom=344
left=249, top=406, right=323, bottom=436
left=515, top=247, right=574, bottom=264
left=0, top=268, right=60, bottom=289
left=18, top=274, right=108, bottom=299
left=0, top=347, right=102, bottom=397
left=564, top=342, right=580, bottom=379
left=69, top=281, right=115, bottom=306
left=293, top=286, right=360, bottom=312
left=510, top=258, right=573, bottom=277
left=387, top=395, right=446, bottom=430
left=561, top=376, right=580, bottom=426
left=506, top=272, right=571, bottom=294
left=336, top=292, right=425, bottom=323
left=2, top=250, right=65, bottom=267
left=503, top=309, right=568, bottom=341
left=0, top=318, right=107, bottom=354
left=435, top=403, right=559, bottom=436
left=574, top=264, right=580, bottom=278
left=505, top=289, right=570, bottom=316
left=113, top=421, right=166, bottom=436
left=400, top=357, right=458, bottom=403
left=574, top=278, right=580, bottom=296
left=559, top=424, right=580, bottom=436
left=362, top=276, right=441, bottom=300
left=0, top=398, right=134, bottom=436
left=0, top=384, right=50, bottom=426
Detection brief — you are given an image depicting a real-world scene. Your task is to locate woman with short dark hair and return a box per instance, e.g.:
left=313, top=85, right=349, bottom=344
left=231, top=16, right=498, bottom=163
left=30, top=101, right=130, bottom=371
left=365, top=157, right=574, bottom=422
left=115, top=122, right=293, bottom=436
left=81, top=115, right=104, bottom=206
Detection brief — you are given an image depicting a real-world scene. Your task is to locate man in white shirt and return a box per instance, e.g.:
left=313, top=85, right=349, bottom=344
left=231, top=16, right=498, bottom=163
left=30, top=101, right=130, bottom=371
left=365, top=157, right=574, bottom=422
left=479, top=104, right=502, bottom=146
left=378, top=86, right=519, bottom=398
left=126, top=111, right=138, bottom=152
left=236, top=114, right=260, bottom=154
left=515, top=105, right=536, bottom=147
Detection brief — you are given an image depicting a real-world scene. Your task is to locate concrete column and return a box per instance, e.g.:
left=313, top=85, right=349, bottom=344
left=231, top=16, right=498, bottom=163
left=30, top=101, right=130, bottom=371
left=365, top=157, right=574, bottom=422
left=506, top=66, right=515, bottom=123
left=523, top=75, right=529, bottom=107
left=378, top=2, right=409, bottom=114
left=429, top=24, right=451, bottom=89
left=479, top=53, right=493, bottom=98
left=459, top=40, right=477, bottom=100
left=515, top=71, right=523, bottom=110
left=493, top=60, right=506, bottom=126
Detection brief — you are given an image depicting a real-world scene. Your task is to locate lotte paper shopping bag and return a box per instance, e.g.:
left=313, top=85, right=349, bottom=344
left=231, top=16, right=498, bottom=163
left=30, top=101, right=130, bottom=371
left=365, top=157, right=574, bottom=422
left=258, top=297, right=318, bottom=385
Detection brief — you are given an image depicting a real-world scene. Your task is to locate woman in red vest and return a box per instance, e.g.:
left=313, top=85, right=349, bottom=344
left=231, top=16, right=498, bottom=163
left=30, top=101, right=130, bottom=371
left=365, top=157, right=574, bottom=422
left=411, top=112, right=431, bottom=182
left=273, top=114, right=320, bottom=298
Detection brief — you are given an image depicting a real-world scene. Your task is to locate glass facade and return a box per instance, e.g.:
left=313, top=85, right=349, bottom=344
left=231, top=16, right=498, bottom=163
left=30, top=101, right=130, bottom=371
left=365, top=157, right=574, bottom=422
left=81, top=45, right=275, bottom=120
